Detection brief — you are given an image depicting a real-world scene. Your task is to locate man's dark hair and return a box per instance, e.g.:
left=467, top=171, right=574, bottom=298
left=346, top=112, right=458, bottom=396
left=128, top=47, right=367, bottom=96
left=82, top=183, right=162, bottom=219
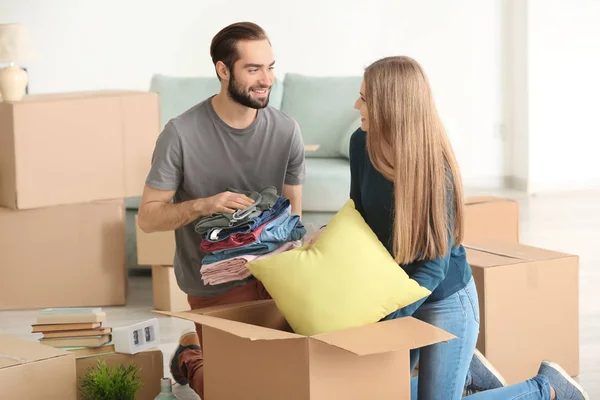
left=210, top=22, right=270, bottom=81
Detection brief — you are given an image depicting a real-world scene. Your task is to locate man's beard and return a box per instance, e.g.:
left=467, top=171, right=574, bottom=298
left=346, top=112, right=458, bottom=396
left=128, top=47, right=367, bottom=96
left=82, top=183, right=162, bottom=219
left=227, top=72, right=270, bottom=109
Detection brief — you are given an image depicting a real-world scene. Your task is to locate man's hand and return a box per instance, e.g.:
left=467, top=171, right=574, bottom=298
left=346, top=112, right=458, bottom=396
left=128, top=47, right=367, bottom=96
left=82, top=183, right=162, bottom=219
left=195, top=191, right=255, bottom=215
left=138, top=186, right=255, bottom=233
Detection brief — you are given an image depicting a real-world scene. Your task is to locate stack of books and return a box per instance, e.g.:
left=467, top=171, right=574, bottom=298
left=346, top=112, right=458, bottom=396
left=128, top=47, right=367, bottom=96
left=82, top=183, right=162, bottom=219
left=32, top=307, right=115, bottom=357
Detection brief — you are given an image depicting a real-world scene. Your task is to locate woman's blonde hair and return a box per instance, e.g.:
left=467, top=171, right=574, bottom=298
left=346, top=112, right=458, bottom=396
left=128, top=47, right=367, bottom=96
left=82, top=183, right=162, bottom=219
left=363, top=56, right=464, bottom=264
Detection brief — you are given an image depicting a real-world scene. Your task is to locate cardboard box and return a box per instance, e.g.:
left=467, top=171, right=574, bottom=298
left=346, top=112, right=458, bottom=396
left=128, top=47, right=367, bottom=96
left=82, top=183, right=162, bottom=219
left=75, top=348, right=163, bottom=400
left=0, top=199, right=126, bottom=310
left=0, top=334, right=77, bottom=400
left=152, top=265, right=190, bottom=311
left=464, top=196, right=519, bottom=243
left=157, top=299, right=455, bottom=400
left=0, top=91, right=159, bottom=210
left=135, top=216, right=188, bottom=311
left=465, top=240, right=579, bottom=384
left=135, top=215, right=176, bottom=266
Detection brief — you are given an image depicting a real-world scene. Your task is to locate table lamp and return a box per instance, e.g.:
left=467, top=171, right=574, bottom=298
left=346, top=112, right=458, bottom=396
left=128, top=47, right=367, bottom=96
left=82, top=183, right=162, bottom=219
left=0, top=23, right=36, bottom=102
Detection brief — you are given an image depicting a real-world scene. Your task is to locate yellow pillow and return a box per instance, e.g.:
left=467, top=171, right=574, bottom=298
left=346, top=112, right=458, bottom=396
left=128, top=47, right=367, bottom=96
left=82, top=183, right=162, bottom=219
left=246, top=199, right=431, bottom=336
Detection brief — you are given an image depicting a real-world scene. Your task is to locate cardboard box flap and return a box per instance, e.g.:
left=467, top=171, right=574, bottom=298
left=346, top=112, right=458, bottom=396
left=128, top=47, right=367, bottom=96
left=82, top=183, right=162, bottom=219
left=313, top=317, right=456, bottom=356
left=21, top=91, right=149, bottom=103
left=154, top=310, right=303, bottom=341
left=0, top=354, right=27, bottom=368
left=465, top=240, right=574, bottom=267
left=0, top=335, right=68, bottom=369
left=190, top=299, right=274, bottom=316
left=464, top=248, right=520, bottom=267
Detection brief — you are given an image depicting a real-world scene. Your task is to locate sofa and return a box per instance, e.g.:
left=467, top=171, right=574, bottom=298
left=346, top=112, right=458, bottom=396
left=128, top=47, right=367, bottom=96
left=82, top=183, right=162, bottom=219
left=126, top=73, right=363, bottom=268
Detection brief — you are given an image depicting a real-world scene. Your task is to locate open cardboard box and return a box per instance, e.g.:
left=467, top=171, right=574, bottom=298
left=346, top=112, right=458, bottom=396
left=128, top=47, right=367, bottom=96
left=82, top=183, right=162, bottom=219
left=156, top=299, right=456, bottom=399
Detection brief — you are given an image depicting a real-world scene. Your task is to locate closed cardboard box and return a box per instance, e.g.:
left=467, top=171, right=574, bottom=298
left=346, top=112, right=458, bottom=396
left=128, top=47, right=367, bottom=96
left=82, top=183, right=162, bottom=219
left=466, top=240, right=579, bottom=383
left=464, top=196, right=519, bottom=243
left=135, top=215, right=176, bottom=266
left=158, top=300, right=455, bottom=400
left=0, top=199, right=126, bottom=310
left=0, top=334, right=77, bottom=400
left=75, top=348, right=163, bottom=400
left=135, top=216, right=190, bottom=311
left=0, top=91, right=159, bottom=210
left=152, top=265, right=190, bottom=311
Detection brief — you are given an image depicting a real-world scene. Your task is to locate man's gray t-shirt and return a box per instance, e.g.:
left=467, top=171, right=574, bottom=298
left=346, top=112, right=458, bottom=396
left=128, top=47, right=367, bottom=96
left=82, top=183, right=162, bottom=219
left=145, top=96, right=306, bottom=297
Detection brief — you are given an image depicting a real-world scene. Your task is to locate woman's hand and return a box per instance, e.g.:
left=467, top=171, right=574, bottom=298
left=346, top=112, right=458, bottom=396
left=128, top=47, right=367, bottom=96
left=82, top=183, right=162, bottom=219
left=304, top=226, right=325, bottom=246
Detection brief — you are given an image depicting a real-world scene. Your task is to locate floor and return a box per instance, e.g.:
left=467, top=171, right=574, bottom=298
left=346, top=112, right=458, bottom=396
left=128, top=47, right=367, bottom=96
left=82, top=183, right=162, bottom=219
left=1, top=187, right=598, bottom=399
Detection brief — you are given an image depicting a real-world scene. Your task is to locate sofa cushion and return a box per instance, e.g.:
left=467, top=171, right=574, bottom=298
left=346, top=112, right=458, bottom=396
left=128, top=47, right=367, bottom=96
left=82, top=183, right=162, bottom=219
left=339, top=118, right=362, bottom=159
left=303, top=158, right=350, bottom=212
left=150, top=74, right=284, bottom=129
left=280, top=74, right=362, bottom=158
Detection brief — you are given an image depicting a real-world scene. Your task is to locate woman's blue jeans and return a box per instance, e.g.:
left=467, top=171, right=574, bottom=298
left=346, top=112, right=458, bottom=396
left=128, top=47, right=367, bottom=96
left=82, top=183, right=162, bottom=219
left=409, top=277, right=552, bottom=400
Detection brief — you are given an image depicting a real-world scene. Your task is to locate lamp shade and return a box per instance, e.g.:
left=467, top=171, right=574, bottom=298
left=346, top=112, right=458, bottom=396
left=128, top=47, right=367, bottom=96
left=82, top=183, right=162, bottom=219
left=0, top=23, right=36, bottom=63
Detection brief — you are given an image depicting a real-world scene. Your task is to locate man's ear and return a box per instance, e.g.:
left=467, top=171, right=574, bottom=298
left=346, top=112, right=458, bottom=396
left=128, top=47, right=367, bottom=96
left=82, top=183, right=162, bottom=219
left=216, top=61, right=229, bottom=81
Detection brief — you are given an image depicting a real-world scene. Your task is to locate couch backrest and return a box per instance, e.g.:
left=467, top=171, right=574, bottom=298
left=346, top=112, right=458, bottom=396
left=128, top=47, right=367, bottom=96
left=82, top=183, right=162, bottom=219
left=149, top=73, right=361, bottom=158
left=280, top=73, right=362, bottom=158
left=150, top=74, right=284, bottom=129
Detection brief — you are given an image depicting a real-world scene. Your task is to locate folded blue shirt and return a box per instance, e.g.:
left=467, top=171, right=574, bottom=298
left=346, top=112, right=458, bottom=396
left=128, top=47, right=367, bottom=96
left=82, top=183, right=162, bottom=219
left=202, top=209, right=306, bottom=264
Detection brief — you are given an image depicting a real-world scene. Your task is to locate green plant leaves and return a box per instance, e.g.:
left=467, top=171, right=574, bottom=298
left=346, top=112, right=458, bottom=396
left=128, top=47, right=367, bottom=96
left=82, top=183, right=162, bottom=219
left=79, top=359, right=143, bottom=400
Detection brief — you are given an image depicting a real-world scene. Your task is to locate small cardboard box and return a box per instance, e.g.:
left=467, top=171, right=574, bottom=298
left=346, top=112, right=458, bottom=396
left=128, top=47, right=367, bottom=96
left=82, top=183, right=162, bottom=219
left=0, top=91, right=159, bottom=210
left=465, top=240, right=579, bottom=384
left=135, top=215, right=176, bottom=266
left=157, top=299, right=455, bottom=400
left=135, top=216, right=188, bottom=311
left=0, top=335, right=77, bottom=400
left=152, top=265, right=190, bottom=311
left=75, top=348, right=164, bottom=400
left=0, top=199, right=126, bottom=310
left=464, top=196, right=519, bottom=243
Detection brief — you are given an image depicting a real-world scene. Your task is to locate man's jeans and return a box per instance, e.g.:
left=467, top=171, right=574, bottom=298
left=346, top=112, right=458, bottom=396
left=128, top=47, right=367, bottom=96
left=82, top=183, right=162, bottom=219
left=408, top=277, right=552, bottom=400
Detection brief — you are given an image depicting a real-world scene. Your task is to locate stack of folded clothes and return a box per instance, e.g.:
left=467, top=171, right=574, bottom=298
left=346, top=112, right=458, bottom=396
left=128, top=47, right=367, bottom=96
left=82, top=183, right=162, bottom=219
left=195, top=186, right=306, bottom=285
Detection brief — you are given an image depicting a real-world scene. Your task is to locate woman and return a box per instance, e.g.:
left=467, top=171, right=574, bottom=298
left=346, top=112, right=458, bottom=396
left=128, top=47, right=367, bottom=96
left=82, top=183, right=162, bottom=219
left=348, top=56, right=588, bottom=400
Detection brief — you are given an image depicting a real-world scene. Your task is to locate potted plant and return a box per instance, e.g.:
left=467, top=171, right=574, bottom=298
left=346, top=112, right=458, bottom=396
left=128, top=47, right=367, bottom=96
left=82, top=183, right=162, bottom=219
left=79, top=359, right=143, bottom=400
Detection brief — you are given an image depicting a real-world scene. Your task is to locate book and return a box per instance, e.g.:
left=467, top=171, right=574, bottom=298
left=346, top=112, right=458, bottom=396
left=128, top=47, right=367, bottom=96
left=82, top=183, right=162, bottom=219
left=35, top=311, right=107, bottom=325
left=39, top=334, right=111, bottom=348
left=32, top=322, right=102, bottom=333
left=38, top=307, right=102, bottom=315
left=41, top=327, right=112, bottom=339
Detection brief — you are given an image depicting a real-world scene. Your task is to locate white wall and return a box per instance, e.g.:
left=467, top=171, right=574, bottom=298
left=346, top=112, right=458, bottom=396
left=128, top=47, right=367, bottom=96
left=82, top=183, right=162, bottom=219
left=503, top=0, right=530, bottom=190
left=0, top=0, right=504, bottom=184
left=527, top=0, right=600, bottom=193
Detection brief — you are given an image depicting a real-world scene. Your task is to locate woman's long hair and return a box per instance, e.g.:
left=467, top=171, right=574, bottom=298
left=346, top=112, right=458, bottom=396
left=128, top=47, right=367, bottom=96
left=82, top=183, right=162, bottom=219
left=363, top=56, right=464, bottom=264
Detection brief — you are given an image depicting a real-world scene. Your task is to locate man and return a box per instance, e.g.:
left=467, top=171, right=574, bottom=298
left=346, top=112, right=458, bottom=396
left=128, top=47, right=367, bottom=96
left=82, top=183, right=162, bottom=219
left=138, top=22, right=305, bottom=397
